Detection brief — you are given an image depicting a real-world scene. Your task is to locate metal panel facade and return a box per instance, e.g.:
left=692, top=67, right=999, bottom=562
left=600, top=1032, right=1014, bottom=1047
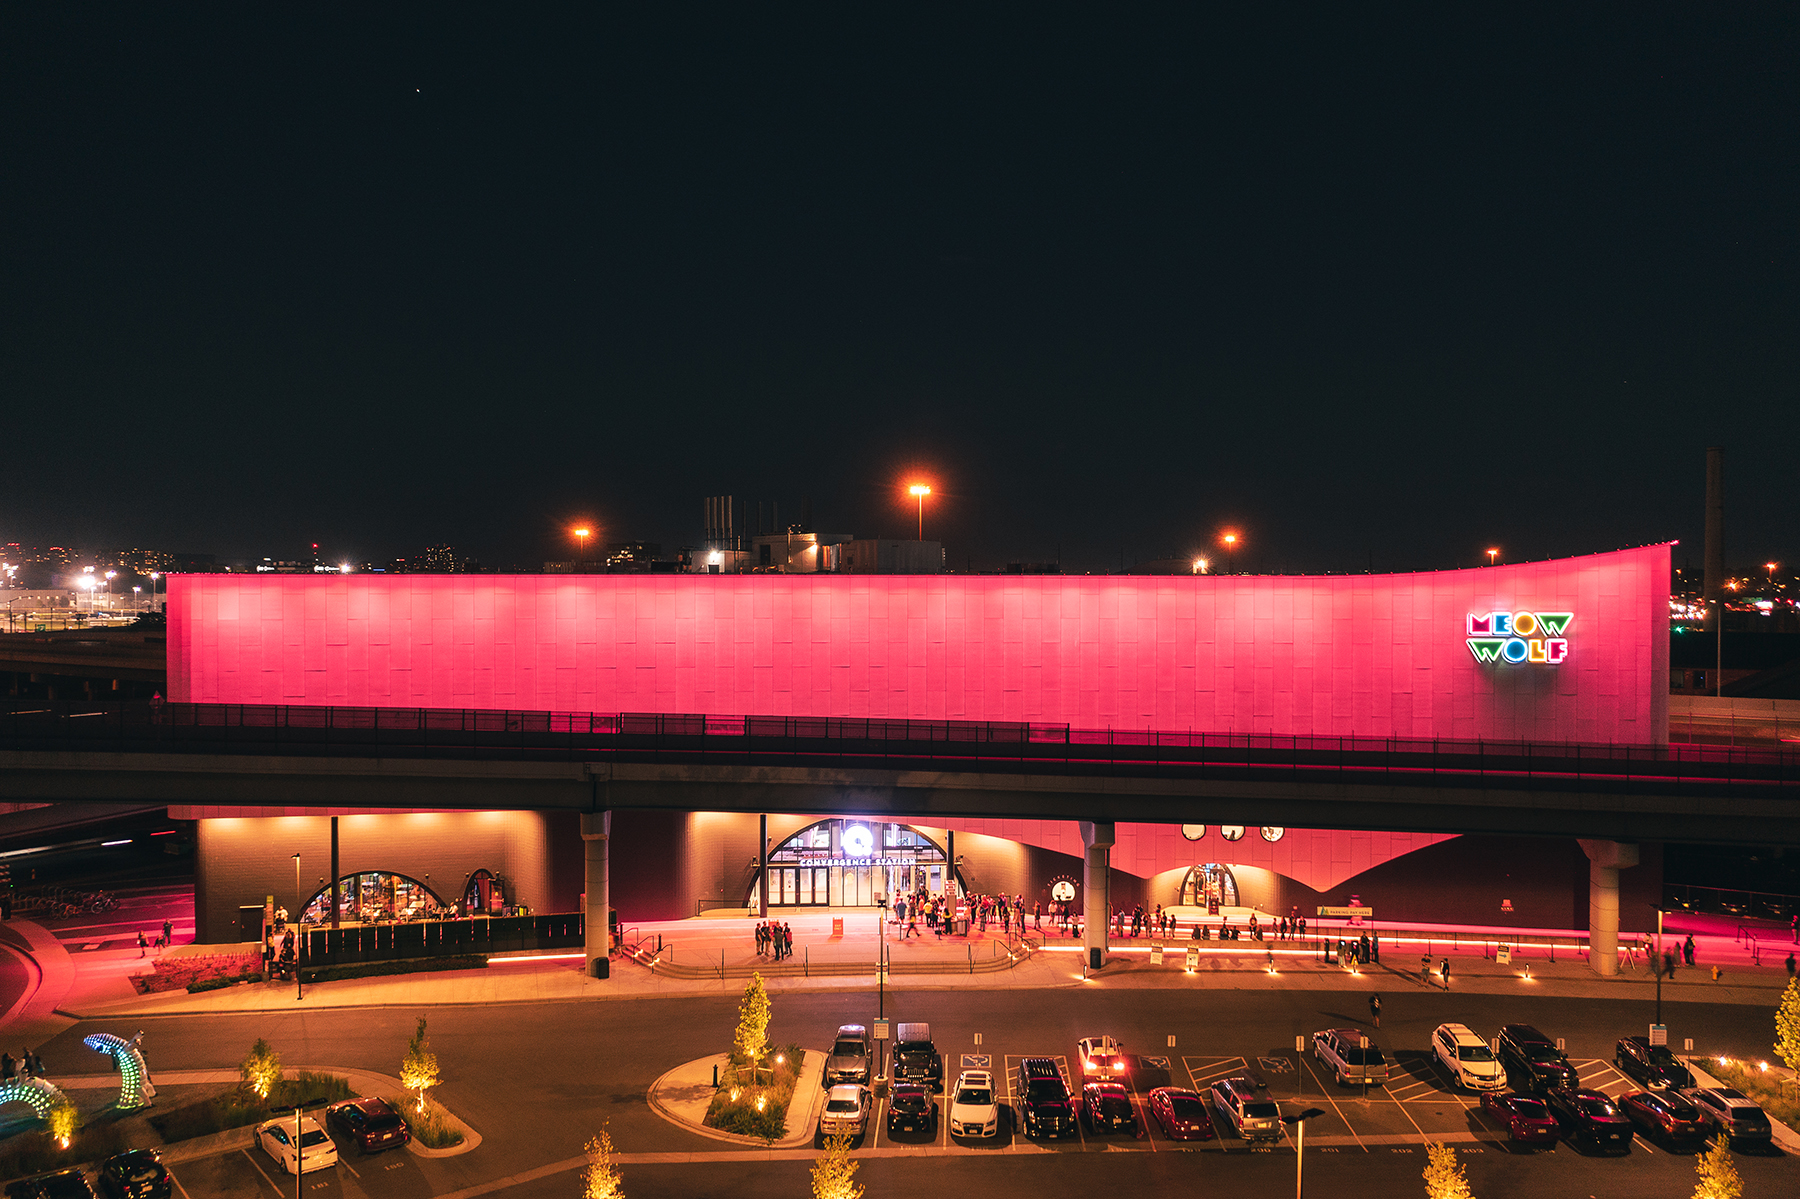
left=168, top=544, right=1669, bottom=743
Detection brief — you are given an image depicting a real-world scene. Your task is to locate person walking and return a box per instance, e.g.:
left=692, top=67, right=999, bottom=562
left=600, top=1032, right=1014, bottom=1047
left=782, top=922, right=793, bottom=962
left=1786, top=952, right=1796, bottom=982
left=1369, top=994, right=1382, bottom=1028
left=137, top=930, right=148, bottom=958
left=162, top=918, right=173, bottom=946
left=1440, top=958, right=1451, bottom=990
left=1421, top=954, right=1432, bottom=985
left=1684, top=934, right=1696, bottom=967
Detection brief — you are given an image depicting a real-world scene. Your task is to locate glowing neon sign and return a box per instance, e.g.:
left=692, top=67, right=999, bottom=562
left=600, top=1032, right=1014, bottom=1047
left=1467, top=611, right=1571, bottom=665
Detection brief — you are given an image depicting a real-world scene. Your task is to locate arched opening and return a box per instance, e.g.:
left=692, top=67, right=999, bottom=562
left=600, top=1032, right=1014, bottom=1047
left=300, top=871, right=446, bottom=926
left=752, top=819, right=954, bottom=909
left=464, top=869, right=506, bottom=916
left=1179, top=863, right=1239, bottom=909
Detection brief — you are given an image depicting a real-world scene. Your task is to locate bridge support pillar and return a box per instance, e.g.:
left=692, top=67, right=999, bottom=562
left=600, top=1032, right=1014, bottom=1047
left=757, top=814, right=769, bottom=918
left=1081, top=821, right=1114, bottom=969
left=1578, top=839, right=1639, bottom=977
left=583, top=811, right=611, bottom=978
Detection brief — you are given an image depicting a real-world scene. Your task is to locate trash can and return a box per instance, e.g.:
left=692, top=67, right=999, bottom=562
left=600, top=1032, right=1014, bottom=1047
left=592, top=957, right=610, bottom=980
left=954, top=917, right=970, bottom=936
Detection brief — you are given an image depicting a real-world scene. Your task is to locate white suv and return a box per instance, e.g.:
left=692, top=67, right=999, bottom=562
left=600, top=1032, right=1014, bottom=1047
left=1431, top=1023, right=1505, bottom=1091
left=949, top=1070, right=1001, bottom=1138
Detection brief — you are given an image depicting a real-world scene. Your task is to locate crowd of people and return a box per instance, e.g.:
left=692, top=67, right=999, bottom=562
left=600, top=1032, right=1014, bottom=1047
left=0, top=1048, right=46, bottom=1081
left=755, top=920, right=794, bottom=960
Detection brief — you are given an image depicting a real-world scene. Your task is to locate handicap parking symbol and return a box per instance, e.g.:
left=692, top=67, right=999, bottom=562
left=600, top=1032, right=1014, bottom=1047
left=962, top=1054, right=991, bottom=1069
left=1139, top=1055, right=1171, bottom=1069
left=1257, top=1057, right=1295, bottom=1073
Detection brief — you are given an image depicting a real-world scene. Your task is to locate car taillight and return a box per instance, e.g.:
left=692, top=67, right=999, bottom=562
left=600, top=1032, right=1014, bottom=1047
left=1113, top=1062, right=1124, bottom=1071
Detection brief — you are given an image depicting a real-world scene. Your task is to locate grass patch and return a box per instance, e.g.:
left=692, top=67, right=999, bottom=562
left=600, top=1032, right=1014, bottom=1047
left=1709, top=1060, right=1800, bottom=1129
left=300, top=955, right=488, bottom=984
left=0, top=1123, right=128, bottom=1182
left=148, top=1072, right=354, bottom=1143
left=703, top=1045, right=805, bottom=1141
left=396, top=1096, right=464, bottom=1149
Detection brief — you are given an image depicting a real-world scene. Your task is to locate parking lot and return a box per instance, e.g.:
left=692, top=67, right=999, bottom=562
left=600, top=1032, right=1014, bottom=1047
left=831, top=1033, right=1769, bottom=1161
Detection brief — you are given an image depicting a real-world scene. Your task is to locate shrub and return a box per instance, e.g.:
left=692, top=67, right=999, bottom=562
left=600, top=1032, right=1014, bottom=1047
left=408, top=1097, right=464, bottom=1149
left=148, top=1073, right=353, bottom=1144
left=704, top=1048, right=804, bottom=1142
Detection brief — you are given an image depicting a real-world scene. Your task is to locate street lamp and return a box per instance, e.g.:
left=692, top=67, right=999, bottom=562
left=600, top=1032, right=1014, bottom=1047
left=1193, top=558, right=1209, bottom=575
left=574, top=527, right=591, bottom=566
left=293, top=854, right=303, bottom=1002
left=876, top=897, right=889, bottom=1085
left=1221, top=532, right=1240, bottom=574
left=1287, top=1107, right=1325, bottom=1198
left=148, top=572, right=161, bottom=612
left=1768, top=562, right=1779, bottom=592
left=908, top=485, right=931, bottom=540
left=1487, top=548, right=1500, bottom=567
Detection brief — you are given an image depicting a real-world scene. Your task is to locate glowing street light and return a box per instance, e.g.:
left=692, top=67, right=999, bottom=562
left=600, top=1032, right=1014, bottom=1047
left=1221, top=531, right=1241, bottom=574
left=1487, top=548, right=1500, bottom=567
left=1767, top=562, right=1779, bottom=590
left=908, top=485, right=931, bottom=541
left=1193, top=558, right=1209, bottom=574
left=574, top=527, right=592, bottom=566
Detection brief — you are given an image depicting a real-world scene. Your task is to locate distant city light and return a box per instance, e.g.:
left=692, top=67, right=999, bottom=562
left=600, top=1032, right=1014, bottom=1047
left=1193, top=558, right=1209, bottom=574
left=1487, top=548, right=1500, bottom=566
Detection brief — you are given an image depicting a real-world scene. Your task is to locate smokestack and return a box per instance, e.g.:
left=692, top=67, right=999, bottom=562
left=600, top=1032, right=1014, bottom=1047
left=1704, top=446, right=1724, bottom=617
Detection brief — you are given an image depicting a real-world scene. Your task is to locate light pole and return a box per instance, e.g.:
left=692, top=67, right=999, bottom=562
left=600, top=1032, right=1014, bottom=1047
left=876, top=897, right=889, bottom=1085
left=1222, top=533, right=1239, bottom=574
left=1288, top=1107, right=1325, bottom=1198
left=1487, top=548, right=1500, bottom=567
left=293, top=854, right=303, bottom=1002
left=149, top=572, right=161, bottom=612
left=1768, top=562, right=1780, bottom=594
left=908, top=485, right=931, bottom=540
left=1653, top=904, right=1665, bottom=1025
left=574, top=527, right=591, bottom=567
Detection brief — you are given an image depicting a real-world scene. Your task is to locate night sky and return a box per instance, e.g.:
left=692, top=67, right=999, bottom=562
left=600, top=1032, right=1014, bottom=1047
left=4, top=10, right=1794, bottom=576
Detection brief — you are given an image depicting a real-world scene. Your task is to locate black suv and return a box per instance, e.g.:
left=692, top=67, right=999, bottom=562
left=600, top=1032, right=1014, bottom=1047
left=891, top=1024, right=943, bottom=1090
left=1614, top=1037, right=1694, bottom=1090
left=1496, top=1024, right=1579, bottom=1092
left=1016, top=1058, right=1076, bottom=1139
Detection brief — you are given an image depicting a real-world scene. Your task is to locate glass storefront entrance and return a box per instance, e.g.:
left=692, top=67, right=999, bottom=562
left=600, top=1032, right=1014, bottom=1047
left=1179, top=863, right=1240, bottom=908
left=757, top=820, right=951, bottom=908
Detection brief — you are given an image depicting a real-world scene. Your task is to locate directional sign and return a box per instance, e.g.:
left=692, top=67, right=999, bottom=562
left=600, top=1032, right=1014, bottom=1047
left=962, top=1054, right=991, bottom=1070
left=1649, top=1024, right=1667, bottom=1047
left=1184, top=947, right=1199, bottom=970
left=873, top=1020, right=890, bottom=1041
left=1316, top=906, right=1373, bottom=918
left=1150, top=944, right=1164, bottom=965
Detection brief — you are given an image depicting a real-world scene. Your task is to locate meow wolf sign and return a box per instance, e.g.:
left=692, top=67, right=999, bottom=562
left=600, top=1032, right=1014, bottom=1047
left=1466, top=611, right=1572, bottom=665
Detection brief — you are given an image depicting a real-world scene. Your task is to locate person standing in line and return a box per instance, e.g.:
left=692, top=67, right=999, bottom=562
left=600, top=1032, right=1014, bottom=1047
left=1369, top=994, right=1382, bottom=1028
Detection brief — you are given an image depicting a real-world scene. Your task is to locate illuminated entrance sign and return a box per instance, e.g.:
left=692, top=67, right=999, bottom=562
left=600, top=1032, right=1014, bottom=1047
left=1467, top=611, right=1572, bottom=665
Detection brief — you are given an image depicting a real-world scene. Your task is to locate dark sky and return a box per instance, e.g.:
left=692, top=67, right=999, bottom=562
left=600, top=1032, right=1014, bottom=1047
left=4, top=9, right=1794, bottom=575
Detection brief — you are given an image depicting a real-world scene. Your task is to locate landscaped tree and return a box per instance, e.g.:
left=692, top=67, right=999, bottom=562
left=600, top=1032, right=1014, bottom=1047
left=46, top=1095, right=77, bottom=1150
left=810, top=1133, right=862, bottom=1199
left=581, top=1127, right=624, bottom=1199
left=1693, top=1136, right=1742, bottom=1199
left=1422, top=1142, right=1473, bottom=1199
left=401, top=1016, right=441, bottom=1114
left=1775, top=977, right=1800, bottom=1075
left=734, top=972, right=771, bottom=1068
left=239, top=1037, right=282, bottom=1100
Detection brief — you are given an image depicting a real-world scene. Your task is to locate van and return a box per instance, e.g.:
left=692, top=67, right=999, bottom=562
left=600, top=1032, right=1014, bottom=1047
left=1432, top=1023, right=1506, bottom=1092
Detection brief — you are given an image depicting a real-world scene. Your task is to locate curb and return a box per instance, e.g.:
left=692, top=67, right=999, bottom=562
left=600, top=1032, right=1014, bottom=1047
left=1681, top=1056, right=1800, bottom=1154
left=647, top=1050, right=826, bottom=1151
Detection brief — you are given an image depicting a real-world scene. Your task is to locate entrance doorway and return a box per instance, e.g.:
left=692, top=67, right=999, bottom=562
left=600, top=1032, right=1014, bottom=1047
left=756, top=819, right=951, bottom=909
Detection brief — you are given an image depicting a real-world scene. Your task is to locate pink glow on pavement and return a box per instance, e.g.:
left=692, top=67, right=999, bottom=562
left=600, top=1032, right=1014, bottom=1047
left=167, top=545, right=1670, bottom=743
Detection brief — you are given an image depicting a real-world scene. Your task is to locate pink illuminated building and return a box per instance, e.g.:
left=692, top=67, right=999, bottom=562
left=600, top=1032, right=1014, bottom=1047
left=166, top=546, right=1671, bottom=940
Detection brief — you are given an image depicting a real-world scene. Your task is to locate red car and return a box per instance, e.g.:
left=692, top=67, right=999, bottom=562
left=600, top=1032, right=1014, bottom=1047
left=1146, top=1087, right=1216, bottom=1140
left=1479, top=1091, right=1559, bottom=1144
left=1620, top=1090, right=1708, bottom=1142
left=324, top=1097, right=412, bottom=1153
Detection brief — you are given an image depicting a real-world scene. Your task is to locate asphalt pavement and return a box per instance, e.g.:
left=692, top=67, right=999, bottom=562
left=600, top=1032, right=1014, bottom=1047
left=21, top=985, right=1799, bottom=1199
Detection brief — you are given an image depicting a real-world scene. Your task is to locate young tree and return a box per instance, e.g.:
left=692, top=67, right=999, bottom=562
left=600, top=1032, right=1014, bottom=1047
left=1692, top=1136, right=1742, bottom=1199
left=239, top=1038, right=282, bottom=1100
left=46, top=1095, right=77, bottom=1150
left=581, top=1128, right=624, bottom=1199
left=734, top=972, right=771, bottom=1067
left=1775, top=977, right=1800, bottom=1075
left=810, top=1133, right=862, bottom=1199
left=400, top=1016, right=441, bottom=1114
left=1422, top=1142, right=1474, bottom=1199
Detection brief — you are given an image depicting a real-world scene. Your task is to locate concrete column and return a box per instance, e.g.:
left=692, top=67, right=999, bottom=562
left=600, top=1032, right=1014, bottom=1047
left=582, top=811, right=611, bottom=977
left=1578, top=839, right=1639, bottom=977
left=757, top=814, right=769, bottom=918
left=1081, top=821, right=1115, bottom=969
left=329, top=817, right=340, bottom=931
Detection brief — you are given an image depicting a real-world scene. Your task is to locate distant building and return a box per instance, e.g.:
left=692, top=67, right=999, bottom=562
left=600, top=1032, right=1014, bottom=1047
left=840, top=540, right=942, bottom=575
left=749, top=532, right=853, bottom=573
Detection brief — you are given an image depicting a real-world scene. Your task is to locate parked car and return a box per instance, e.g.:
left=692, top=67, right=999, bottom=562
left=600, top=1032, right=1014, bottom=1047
left=324, top=1097, right=411, bottom=1154
left=824, top=1024, right=871, bottom=1087
left=1614, top=1037, right=1695, bottom=1090
left=6, top=1170, right=97, bottom=1199
left=1312, top=1028, right=1390, bottom=1086
left=1496, top=1024, right=1579, bottom=1092
left=818, top=1084, right=872, bottom=1143
left=1478, top=1091, right=1560, bottom=1144
left=891, top=1023, right=943, bottom=1090
left=1080, top=1081, right=1140, bottom=1135
left=885, top=1082, right=938, bottom=1136
left=1146, top=1087, right=1216, bottom=1140
left=1077, top=1035, right=1127, bottom=1077
left=257, top=1115, right=339, bottom=1174
left=1210, top=1076, right=1282, bottom=1142
left=1016, top=1057, right=1076, bottom=1139
left=948, top=1070, right=1001, bottom=1138
left=1431, top=1023, right=1506, bottom=1092
left=1620, top=1090, right=1709, bottom=1142
left=1678, top=1087, right=1774, bottom=1146
left=97, top=1151, right=172, bottom=1199
left=1545, top=1088, right=1634, bottom=1151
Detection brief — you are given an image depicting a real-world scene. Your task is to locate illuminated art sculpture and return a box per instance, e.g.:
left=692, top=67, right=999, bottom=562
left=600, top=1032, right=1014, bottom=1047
left=0, top=1075, right=71, bottom=1119
left=83, top=1031, right=156, bottom=1109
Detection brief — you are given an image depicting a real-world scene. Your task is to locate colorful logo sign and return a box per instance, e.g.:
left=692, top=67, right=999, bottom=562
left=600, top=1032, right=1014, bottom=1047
left=1466, top=611, right=1571, bottom=664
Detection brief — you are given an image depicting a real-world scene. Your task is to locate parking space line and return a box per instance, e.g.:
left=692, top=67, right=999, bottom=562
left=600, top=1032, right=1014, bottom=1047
left=871, top=1097, right=884, bottom=1149
left=241, top=1149, right=284, bottom=1198
left=167, top=1166, right=194, bottom=1199
left=1378, top=1082, right=1432, bottom=1141
left=1298, top=1058, right=1367, bottom=1152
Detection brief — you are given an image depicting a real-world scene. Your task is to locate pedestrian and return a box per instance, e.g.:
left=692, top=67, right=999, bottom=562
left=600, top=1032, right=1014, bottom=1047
left=0, top=1053, right=13, bottom=1082
left=1421, top=954, right=1432, bottom=985
left=162, top=918, right=173, bottom=945
left=1298, top=917, right=1307, bottom=939
left=25, top=1049, right=42, bottom=1077
left=137, top=930, right=148, bottom=958
left=1369, top=994, right=1382, bottom=1028
left=1684, top=934, right=1696, bottom=967
left=1786, top=952, right=1795, bottom=981
left=1033, top=902, right=1042, bottom=931
left=1440, top=958, right=1451, bottom=990
left=1358, top=932, right=1370, bottom=964
left=783, top=922, right=793, bottom=961
left=1665, top=950, right=1677, bottom=978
